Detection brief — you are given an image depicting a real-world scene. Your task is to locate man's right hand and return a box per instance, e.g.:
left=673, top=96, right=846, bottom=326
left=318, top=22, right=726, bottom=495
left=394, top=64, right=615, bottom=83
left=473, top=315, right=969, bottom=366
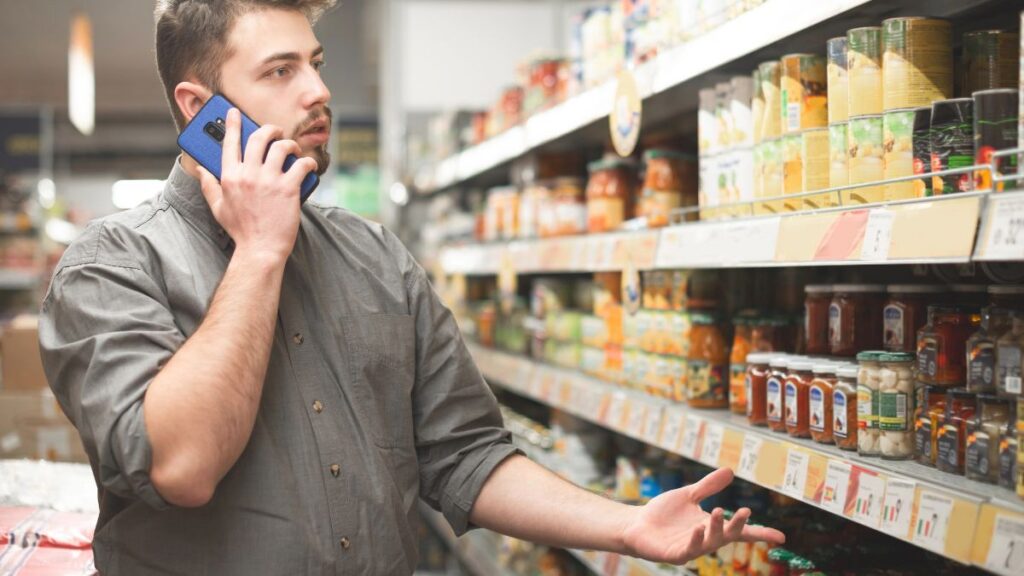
left=196, top=107, right=318, bottom=264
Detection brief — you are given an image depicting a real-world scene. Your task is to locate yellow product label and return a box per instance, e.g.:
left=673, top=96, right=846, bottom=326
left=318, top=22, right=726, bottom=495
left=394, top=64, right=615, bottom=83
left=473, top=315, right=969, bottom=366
left=848, top=115, right=885, bottom=204
left=848, top=27, right=884, bottom=116
left=802, top=129, right=831, bottom=209
left=883, top=109, right=916, bottom=201
left=642, top=189, right=682, bottom=228
left=782, top=135, right=804, bottom=210
left=829, top=123, right=850, bottom=190
left=587, top=197, right=625, bottom=233
left=882, top=18, right=954, bottom=110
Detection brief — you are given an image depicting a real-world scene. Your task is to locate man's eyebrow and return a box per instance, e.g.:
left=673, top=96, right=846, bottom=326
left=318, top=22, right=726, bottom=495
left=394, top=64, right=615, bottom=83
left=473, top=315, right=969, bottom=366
left=259, top=45, right=324, bottom=67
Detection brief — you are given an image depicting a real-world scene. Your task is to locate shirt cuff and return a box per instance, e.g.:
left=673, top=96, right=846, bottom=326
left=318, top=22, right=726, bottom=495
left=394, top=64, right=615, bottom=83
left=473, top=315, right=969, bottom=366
left=109, top=401, right=170, bottom=511
left=440, top=442, right=522, bottom=536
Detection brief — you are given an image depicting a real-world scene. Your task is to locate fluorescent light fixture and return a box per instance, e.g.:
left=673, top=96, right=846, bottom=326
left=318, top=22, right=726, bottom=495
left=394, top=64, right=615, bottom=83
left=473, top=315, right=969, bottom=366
left=45, top=218, right=80, bottom=245
left=69, top=12, right=95, bottom=136
left=112, top=179, right=164, bottom=210
left=37, top=178, right=56, bottom=209
left=389, top=182, right=409, bottom=206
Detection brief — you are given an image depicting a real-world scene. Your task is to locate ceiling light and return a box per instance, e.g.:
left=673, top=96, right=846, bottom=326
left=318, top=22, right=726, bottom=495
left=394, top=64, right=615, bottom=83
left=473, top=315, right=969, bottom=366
left=112, top=180, right=164, bottom=210
left=69, top=12, right=95, bottom=136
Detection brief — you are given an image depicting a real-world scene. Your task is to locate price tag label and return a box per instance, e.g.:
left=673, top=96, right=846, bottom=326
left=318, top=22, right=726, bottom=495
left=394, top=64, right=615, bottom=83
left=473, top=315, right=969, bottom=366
left=643, top=405, right=663, bottom=444
left=737, top=435, right=763, bottom=481
left=680, top=415, right=704, bottom=459
left=606, top=394, right=627, bottom=429
left=860, top=209, right=894, bottom=261
left=558, top=380, right=573, bottom=408
left=851, top=471, right=886, bottom=528
left=820, top=460, right=852, bottom=516
left=982, top=194, right=1024, bottom=260
left=880, top=479, right=916, bottom=538
left=626, top=401, right=647, bottom=438
left=660, top=409, right=686, bottom=451
left=702, top=424, right=725, bottom=467
left=781, top=448, right=810, bottom=500
left=985, top=514, right=1024, bottom=576
left=912, top=490, right=955, bottom=554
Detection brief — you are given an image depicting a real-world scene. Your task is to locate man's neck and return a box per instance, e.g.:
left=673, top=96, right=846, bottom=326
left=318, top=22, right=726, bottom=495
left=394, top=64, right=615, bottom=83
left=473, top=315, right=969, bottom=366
left=180, top=154, right=202, bottom=181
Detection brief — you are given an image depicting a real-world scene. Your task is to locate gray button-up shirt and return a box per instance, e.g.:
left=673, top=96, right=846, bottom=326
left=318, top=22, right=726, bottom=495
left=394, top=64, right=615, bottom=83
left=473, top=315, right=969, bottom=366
left=38, top=159, right=519, bottom=575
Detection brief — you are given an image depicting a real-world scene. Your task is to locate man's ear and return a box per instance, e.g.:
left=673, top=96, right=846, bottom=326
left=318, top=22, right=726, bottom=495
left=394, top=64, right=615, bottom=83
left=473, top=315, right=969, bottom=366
left=173, top=81, right=212, bottom=125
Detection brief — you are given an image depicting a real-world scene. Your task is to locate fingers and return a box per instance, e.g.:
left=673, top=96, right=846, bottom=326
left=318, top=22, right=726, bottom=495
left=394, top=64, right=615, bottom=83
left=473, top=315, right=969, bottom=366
left=724, top=508, right=750, bottom=540
left=703, top=508, right=725, bottom=552
left=264, top=139, right=302, bottom=175
left=285, top=156, right=319, bottom=186
left=689, top=467, right=735, bottom=502
left=243, top=124, right=283, bottom=167
left=684, top=525, right=704, bottom=557
left=196, top=165, right=223, bottom=208
left=739, top=524, right=786, bottom=545
left=221, top=108, right=242, bottom=171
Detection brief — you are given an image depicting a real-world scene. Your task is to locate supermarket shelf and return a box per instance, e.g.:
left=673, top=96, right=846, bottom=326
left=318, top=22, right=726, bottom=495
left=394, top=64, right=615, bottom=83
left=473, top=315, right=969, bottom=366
left=567, top=548, right=697, bottom=576
left=469, top=343, right=1024, bottom=573
left=439, top=190, right=1000, bottom=274
left=0, top=269, right=41, bottom=290
left=418, top=500, right=517, bottom=576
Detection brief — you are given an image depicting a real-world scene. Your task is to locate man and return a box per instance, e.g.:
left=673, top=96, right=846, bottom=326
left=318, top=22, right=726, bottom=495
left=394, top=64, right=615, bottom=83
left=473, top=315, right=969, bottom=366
left=38, top=1, right=784, bottom=574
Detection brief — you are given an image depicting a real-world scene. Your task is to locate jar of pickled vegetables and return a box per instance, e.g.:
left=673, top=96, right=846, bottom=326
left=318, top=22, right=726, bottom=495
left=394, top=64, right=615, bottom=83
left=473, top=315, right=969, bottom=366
left=936, top=389, right=978, bottom=475
left=915, top=386, right=947, bottom=467
left=809, top=362, right=838, bottom=444
left=804, top=285, right=833, bottom=355
left=747, top=352, right=775, bottom=427
left=917, top=306, right=979, bottom=386
left=785, top=358, right=815, bottom=439
left=767, top=356, right=791, bottom=433
left=878, top=352, right=915, bottom=460
left=834, top=364, right=859, bottom=450
left=966, top=307, right=1015, bottom=393
left=857, top=351, right=884, bottom=456
left=966, top=395, right=1012, bottom=484
left=687, top=312, right=730, bottom=408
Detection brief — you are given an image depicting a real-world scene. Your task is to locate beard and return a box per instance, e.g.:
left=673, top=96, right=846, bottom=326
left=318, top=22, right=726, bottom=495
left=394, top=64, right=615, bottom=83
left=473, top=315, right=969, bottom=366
left=295, top=105, right=332, bottom=176
left=310, top=143, right=330, bottom=176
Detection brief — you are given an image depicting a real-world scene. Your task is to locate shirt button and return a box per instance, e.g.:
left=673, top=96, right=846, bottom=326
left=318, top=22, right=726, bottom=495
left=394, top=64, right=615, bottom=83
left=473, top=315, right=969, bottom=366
left=330, top=464, right=340, bottom=477
left=312, top=400, right=324, bottom=413
left=339, top=537, right=351, bottom=550
left=293, top=333, right=304, bottom=345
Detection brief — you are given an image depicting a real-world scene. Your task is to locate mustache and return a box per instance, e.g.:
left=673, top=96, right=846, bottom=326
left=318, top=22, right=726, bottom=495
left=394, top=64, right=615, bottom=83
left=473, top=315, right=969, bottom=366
left=296, top=106, right=333, bottom=136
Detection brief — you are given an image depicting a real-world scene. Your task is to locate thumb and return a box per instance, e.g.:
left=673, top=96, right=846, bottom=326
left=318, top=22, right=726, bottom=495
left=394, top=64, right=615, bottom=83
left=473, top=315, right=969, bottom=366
left=196, top=165, right=223, bottom=209
left=687, top=467, right=734, bottom=502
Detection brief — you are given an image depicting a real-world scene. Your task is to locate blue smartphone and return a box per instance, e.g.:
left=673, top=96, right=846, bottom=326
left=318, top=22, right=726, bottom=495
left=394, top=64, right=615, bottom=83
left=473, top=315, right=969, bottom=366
left=177, top=94, right=320, bottom=203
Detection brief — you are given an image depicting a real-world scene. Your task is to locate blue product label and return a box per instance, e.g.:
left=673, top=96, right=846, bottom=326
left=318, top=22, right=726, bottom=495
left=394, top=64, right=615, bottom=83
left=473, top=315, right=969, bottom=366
left=833, top=390, right=849, bottom=438
left=767, top=378, right=783, bottom=422
left=785, top=382, right=798, bottom=426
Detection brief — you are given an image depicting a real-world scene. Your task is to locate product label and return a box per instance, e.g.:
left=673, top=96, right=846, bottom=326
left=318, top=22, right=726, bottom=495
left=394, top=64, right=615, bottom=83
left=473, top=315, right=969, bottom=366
left=968, top=341, right=998, bottom=391
left=857, top=385, right=877, bottom=429
left=785, top=381, right=799, bottom=426
left=999, top=437, right=1017, bottom=488
left=879, top=391, right=909, bottom=431
left=730, top=363, right=747, bottom=407
left=883, top=304, right=905, bottom=351
left=687, top=360, right=726, bottom=403
left=966, top=431, right=992, bottom=478
left=828, top=303, right=841, bottom=347
left=918, top=336, right=939, bottom=379
left=997, top=345, right=1023, bottom=393
left=809, top=386, right=826, bottom=432
left=915, top=416, right=933, bottom=461
left=936, top=424, right=959, bottom=471
left=834, top=390, right=849, bottom=438
left=767, top=378, right=783, bottom=422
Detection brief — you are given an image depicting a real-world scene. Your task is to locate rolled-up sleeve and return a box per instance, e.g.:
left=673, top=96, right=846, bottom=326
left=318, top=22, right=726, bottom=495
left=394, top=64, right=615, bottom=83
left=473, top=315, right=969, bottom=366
left=386, top=230, right=521, bottom=536
left=39, top=256, right=184, bottom=510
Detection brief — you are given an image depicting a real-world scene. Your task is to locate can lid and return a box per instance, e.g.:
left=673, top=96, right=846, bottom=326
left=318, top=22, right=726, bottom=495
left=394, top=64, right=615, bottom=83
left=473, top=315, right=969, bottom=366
left=880, top=352, right=915, bottom=363
left=770, top=355, right=793, bottom=368
left=972, top=88, right=1019, bottom=97
left=834, top=284, right=887, bottom=293
left=746, top=352, right=777, bottom=365
left=837, top=365, right=861, bottom=378
left=989, top=285, right=1024, bottom=295
left=790, top=359, right=816, bottom=372
left=805, top=284, right=834, bottom=294
left=887, top=284, right=947, bottom=294
left=856, top=350, right=886, bottom=362
left=812, top=361, right=838, bottom=374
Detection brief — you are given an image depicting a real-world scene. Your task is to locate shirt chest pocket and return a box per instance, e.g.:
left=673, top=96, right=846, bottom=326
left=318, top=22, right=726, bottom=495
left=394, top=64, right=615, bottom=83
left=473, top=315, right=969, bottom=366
left=340, top=314, right=416, bottom=449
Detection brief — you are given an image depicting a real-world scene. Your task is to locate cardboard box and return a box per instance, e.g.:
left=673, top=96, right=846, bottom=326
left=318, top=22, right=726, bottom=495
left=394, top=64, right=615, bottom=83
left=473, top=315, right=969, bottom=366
left=1, top=315, right=49, bottom=392
left=0, top=389, right=87, bottom=464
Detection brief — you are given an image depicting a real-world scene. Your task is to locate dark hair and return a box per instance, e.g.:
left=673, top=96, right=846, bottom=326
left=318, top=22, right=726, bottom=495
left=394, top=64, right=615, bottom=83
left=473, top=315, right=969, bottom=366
left=154, top=0, right=335, bottom=130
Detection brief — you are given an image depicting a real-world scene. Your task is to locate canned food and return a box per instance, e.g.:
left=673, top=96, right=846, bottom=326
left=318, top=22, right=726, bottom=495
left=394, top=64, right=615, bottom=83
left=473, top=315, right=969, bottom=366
left=962, top=30, right=1020, bottom=95
left=715, top=82, right=734, bottom=151
left=752, top=67, right=765, bottom=144
left=699, top=88, right=718, bottom=156
left=782, top=133, right=803, bottom=210
left=848, top=27, right=883, bottom=116
left=930, top=98, right=975, bottom=195
left=829, top=122, right=850, bottom=190
left=847, top=115, right=885, bottom=204
left=698, top=154, right=718, bottom=220
left=761, top=137, right=783, bottom=213
left=973, top=88, right=1019, bottom=191
left=827, top=37, right=850, bottom=123
left=882, top=17, right=953, bottom=110
left=759, top=61, right=782, bottom=140
left=731, top=76, right=755, bottom=149
left=883, top=108, right=917, bottom=201
left=781, top=54, right=827, bottom=134
left=753, top=143, right=764, bottom=202
left=802, top=128, right=831, bottom=209
left=912, top=106, right=932, bottom=197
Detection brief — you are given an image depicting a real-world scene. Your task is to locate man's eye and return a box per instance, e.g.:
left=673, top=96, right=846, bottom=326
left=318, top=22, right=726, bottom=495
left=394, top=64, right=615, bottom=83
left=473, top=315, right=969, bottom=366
left=274, top=67, right=289, bottom=77
left=312, top=60, right=325, bottom=72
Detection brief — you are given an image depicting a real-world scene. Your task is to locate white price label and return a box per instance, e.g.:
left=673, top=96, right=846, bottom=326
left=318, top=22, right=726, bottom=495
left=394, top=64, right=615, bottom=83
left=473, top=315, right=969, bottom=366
left=860, top=209, right=894, bottom=261
left=702, top=424, right=725, bottom=467
left=680, top=415, right=704, bottom=459
left=879, top=479, right=916, bottom=538
left=820, top=460, right=852, bottom=515
left=605, top=394, right=627, bottom=428
left=737, top=436, right=763, bottom=481
left=985, top=515, right=1024, bottom=576
left=781, top=449, right=810, bottom=500
left=643, top=406, right=663, bottom=444
left=911, top=491, right=954, bottom=553
left=982, top=194, right=1024, bottom=260
left=851, top=472, right=886, bottom=528
left=660, top=409, right=686, bottom=451
left=627, top=402, right=647, bottom=438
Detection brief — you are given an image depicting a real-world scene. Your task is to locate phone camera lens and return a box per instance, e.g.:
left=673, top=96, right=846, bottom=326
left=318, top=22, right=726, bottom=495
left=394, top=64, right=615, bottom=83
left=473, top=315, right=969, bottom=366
left=204, top=121, right=225, bottom=143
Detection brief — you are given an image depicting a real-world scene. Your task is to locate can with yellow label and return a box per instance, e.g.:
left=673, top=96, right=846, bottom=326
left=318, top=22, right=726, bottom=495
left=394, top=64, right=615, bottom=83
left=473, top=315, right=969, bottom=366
left=802, top=128, right=831, bottom=209
left=827, top=37, right=849, bottom=124
left=883, top=108, right=918, bottom=201
left=848, top=27, right=883, bottom=116
left=882, top=17, right=953, bottom=110
left=829, top=122, right=850, bottom=190
left=781, top=54, right=827, bottom=134
left=847, top=114, right=885, bottom=204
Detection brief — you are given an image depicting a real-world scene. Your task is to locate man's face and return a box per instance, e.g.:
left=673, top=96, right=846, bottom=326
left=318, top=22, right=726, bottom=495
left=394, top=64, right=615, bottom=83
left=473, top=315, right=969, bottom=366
left=217, top=8, right=332, bottom=174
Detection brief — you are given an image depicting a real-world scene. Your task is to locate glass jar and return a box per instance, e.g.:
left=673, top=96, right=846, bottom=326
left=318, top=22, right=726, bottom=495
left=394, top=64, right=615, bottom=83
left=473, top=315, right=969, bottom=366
left=989, top=285, right=1024, bottom=309
left=748, top=539, right=772, bottom=576
left=730, top=317, right=755, bottom=415
left=878, top=352, right=916, bottom=460
left=915, top=386, right=947, bottom=467
left=550, top=177, right=587, bottom=237
left=747, top=352, right=774, bottom=427
left=767, top=548, right=796, bottom=576
left=767, top=356, right=792, bottom=433
left=834, top=364, right=859, bottom=450
left=936, top=389, right=978, bottom=475
left=640, top=149, right=696, bottom=227
left=804, top=285, right=833, bottom=355
left=687, top=312, right=729, bottom=408
left=785, top=358, right=815, bottom=439
left=967, top=307, right=1015, bottom=393
left=966, top=395, right=1012, bottom=484
left=809, top=362, right=839, bottom=444
left=916, top=306, right=979, bottom=386
left=586, top=159, right=635, bottom=233
left=829, top=284, right=886, bottom=357
left=857, top=351, right=884, bottom=456
left=883, top=285, right=945, bottom=353
left=752, top=316, right=788, bottom=352
left=999, top=402, right=1018, bottom=490
left=996, top=316, right=1024, bottom=397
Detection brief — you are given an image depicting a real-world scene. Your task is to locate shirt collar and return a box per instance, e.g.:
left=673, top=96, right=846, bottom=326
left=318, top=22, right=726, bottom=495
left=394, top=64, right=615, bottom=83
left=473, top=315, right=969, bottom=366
left=163, top=157, right=233, bottom=252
